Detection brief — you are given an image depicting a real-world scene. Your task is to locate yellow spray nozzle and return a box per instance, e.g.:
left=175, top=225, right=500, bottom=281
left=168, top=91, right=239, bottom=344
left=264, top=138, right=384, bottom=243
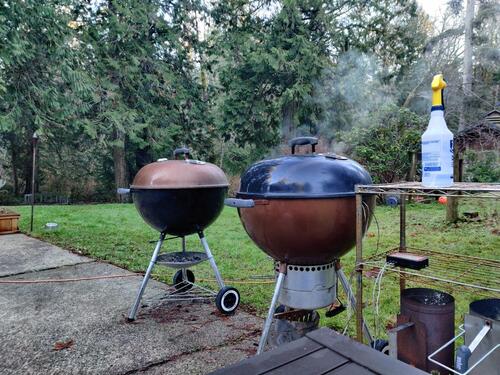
left=431, top=74, right=446, bottom=109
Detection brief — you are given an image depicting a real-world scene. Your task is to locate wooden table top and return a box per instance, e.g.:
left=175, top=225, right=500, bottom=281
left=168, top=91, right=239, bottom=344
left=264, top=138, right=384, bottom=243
left=211, top=328, right=428, bottom=375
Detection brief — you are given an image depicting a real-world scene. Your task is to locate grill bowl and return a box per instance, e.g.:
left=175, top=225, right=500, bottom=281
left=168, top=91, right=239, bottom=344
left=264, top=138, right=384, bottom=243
left=237, top=196, right=374, bottom=265
left=133, top=187, right=227, bottom=236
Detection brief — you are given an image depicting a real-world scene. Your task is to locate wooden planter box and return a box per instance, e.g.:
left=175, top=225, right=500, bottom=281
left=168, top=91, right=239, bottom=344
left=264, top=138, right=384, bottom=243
left=0, top=209, right=20, bottom=235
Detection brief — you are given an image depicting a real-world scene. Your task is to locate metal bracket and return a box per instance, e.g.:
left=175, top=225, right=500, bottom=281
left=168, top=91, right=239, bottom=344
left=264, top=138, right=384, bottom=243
left=387, top=322, right=414, bottom=358
left=224, top=198, right=255, bottom=208
left=468, top=323, right=491, bottom=353
left=428, top=324, right=499, bottom=375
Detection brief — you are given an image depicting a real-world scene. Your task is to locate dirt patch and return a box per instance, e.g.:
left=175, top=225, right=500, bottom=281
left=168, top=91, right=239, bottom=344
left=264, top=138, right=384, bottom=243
left=146, top=303, right=202, bottom=325
left=132, top=301, right=233, bottom=327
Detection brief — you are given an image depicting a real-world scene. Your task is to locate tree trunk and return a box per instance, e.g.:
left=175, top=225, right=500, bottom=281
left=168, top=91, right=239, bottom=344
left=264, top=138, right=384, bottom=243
left=282, top=101, right=297, bottom=140
left=9, top=134, right=19, bottom=196
left=23, top=144, right=33, bottom=196
left=219, top=138, right=225, bottom=168
left=407, top=152, right=417, bottom=203
left=449, top=0, right=474, bottom=222
left=113, top=130, right=128, bottom=202
left=459, top=0, right=474, bottom=131
left=408, top=152, right=417, bottom=181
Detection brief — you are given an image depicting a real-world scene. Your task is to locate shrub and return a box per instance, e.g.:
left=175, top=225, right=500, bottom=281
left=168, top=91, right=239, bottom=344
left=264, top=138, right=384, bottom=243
left=341, top=105, right=425, bottom=183
left=464, top=150, right=500, bottom=183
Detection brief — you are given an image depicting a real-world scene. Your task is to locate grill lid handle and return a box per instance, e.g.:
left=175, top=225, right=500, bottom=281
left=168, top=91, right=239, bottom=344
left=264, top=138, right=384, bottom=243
left=224, top=198, right=255, bottom=208
left=289, top=137, right=318, bottom=154
left=173, top=147, right=190, bottom=160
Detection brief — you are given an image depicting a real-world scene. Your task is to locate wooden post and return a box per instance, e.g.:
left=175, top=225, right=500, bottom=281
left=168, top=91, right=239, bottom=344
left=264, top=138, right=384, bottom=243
left=446, top=147, right=460, bottom=222
left=408, top=152, right=417, bottom=203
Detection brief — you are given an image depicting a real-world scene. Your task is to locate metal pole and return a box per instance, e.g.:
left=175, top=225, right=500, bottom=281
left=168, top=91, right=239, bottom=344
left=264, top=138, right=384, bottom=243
left=355, top=193, right=364, bottom=343
left=128, top=232, right=165, bottom=321
left=257, top=262, right=287, bottom=355
left=199, top=231, right=224, bottom=289
left=338, top=267, right=373, bottom=344
left=181, top=236, right=187, bottom=281
left=399, top=194, right=406, bottom=250
left=30, top=132, right=39, bottom=232
left=399, top=194, right=406, bottom=291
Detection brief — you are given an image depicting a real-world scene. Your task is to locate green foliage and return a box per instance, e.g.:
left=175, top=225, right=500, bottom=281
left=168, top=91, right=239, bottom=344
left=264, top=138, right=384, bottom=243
left=0, top=0, right=94, bottom=196
left=1, top=0, right=218, bottom=200
left=212, top=0, right=323, bottom=146
left=79, top=0, right=217, bottom=184
left=464, top=150, right=500, bottom=183
left=343, top=105, right=424, bottom=183
left=329, top=0, right=427, bottom=83
left=210, top=0, right=427, bottom=152
left=1, top=0, right=495, bottom=201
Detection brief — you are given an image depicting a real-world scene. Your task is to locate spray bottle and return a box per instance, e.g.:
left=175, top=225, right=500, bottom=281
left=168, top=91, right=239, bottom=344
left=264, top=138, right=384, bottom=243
left=421, top=74, right=454, bottom=187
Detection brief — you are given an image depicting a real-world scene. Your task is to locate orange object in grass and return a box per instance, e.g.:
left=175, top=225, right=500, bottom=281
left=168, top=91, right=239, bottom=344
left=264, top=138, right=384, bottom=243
left=438, top=196, right=447, bottom=204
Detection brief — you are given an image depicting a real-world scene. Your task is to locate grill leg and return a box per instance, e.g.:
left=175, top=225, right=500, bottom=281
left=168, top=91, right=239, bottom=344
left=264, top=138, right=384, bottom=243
left=337, top=267, right=373, bottom=344
left=128, top=232, right=166, bottom=321
left=198, top=231, right=224, bottom=289
left=257, top=263, right=287, bottom=355
left=181, top=237, right=187, bottom=281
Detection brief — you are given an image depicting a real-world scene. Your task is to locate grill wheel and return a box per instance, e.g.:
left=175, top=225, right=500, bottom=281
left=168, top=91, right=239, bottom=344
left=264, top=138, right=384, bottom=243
left=216, top=286, right=240, bottom=315
left=173, top=269, right=195, bottom=292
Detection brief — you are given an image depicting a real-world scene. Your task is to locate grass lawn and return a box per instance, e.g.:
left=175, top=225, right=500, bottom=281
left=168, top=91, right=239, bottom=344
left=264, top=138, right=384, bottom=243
left=11, top=199, right=499, bottom=340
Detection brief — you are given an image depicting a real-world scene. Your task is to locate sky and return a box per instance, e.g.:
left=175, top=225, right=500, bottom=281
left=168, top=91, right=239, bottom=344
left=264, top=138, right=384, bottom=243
left=417, top=0, right=448, bottom=18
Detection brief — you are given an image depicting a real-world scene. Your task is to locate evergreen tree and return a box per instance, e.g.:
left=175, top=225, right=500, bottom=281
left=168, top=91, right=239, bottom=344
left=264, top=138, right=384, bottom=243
left=210, top=0, right=428, bottom=154
left=210, top=0, right=333, bottom=154
left=80, top=0, right=212, bottom=198
left=0, top=0, right=92, bottom=196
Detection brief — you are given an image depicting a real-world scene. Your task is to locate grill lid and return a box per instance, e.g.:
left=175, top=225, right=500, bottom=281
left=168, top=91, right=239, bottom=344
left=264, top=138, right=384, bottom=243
left=238, top=137, right=372, bottom=198
left=131, top=147, right=228, bottom=190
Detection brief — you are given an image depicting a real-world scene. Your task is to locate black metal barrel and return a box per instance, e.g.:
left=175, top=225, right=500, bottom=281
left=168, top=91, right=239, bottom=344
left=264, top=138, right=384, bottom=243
left=399, top=288, right=455, bottom=374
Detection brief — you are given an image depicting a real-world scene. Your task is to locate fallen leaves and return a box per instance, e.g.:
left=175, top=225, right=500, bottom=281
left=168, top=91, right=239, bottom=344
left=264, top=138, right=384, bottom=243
left=365, top=268, right=381, bottom=278
left=53, top=339, right=74, bottom=351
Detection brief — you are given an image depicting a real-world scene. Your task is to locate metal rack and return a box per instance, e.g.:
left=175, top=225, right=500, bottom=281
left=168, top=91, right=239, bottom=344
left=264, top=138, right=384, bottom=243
left=354, top=182, right=500, bottom=343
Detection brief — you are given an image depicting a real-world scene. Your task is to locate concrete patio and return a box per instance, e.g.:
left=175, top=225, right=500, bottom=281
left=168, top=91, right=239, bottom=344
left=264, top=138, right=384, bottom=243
left=0, top=234, right=262, bottom=374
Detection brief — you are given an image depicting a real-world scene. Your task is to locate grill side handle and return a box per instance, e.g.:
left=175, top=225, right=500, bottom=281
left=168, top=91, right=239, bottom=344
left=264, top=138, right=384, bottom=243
left=224, top=198, right=255, bottom=208
left=117, top=188, right=130, bottom=195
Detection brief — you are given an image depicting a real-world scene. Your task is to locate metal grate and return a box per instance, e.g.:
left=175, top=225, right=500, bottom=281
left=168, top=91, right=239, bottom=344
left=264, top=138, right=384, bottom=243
left=156, top=252, right=209, bottom=268
left=356, top=182, right=500, bottom=199
left=361, top=247, right=500, bottom=297
left=144, top=281, right=217, bottom=305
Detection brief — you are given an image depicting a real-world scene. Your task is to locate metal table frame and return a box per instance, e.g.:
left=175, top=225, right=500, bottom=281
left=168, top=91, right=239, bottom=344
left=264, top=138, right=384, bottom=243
left=354, top=182, right=500, bottom=343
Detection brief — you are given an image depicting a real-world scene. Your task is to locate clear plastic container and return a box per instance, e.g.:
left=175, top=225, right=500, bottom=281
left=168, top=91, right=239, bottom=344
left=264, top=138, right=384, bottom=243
left=422, top=110, right=454, bottom=187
